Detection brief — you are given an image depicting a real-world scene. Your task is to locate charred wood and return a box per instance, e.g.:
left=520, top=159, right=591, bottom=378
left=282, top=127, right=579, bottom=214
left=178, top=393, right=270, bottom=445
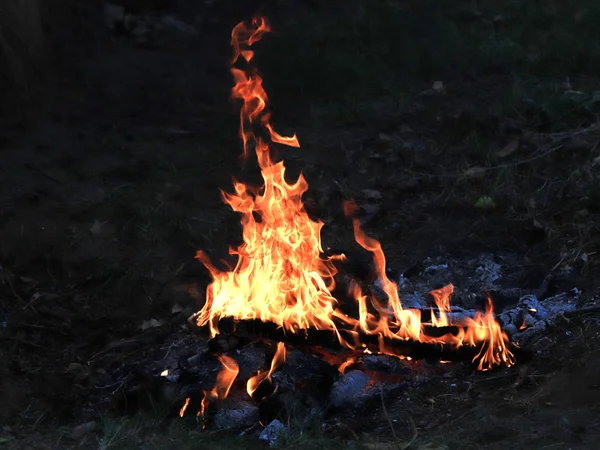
left=203, top=317, right=530, bottom=366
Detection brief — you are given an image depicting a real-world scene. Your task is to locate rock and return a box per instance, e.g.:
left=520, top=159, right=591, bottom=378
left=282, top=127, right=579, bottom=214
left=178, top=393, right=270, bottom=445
left=259, top=419, right=286, bottom=446
left=235, top=346, right=267, bottom=379
left=274, top=350, right=339, bottom=395
left=329, top=370, right=371, bottom=408
left=474, top=255, right=502, bottom=285
left=213, top=400, right=259, bottom=430
left=362, top=355, right=412, bottom=375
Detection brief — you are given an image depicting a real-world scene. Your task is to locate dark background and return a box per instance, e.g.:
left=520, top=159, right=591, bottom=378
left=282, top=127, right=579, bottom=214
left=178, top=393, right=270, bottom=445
left=1, top=1, right=599, bottom=448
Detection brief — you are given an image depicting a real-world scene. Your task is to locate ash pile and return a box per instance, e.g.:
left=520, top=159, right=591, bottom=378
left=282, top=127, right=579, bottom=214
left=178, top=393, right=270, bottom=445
left=80, top=251, right=594, bottom=443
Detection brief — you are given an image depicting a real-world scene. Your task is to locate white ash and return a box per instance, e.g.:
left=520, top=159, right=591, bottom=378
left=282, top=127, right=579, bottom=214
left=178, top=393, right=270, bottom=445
left=431, top=291, right=580, bottom=343
left=394, top=253, right=507, bottom=309
left=422, top=263, right=449, bottom=274
left=398, top=274, right=408, bottom=288
left=507, top=292, right=578, bottom=344
left=474, top=254, right=502, bottom=285
left=399, top=293, right=428, bottom=309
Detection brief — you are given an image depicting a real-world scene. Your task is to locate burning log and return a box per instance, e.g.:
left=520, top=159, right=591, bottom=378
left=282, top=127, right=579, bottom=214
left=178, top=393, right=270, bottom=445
left=202, top=317, right=531, bottom=367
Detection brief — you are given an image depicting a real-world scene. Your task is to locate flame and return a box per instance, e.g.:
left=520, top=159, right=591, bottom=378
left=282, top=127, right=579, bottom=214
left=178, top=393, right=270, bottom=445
left=463, top=298, right=515, bottom=371
left=193, top=16, right=515, bottom=372
left=196, top=354, right=239, bottom=421
left=247, top=342, right=287, bottom=398
left=179, top=397, right=190, bottom=418
left=338, top=356, right=357, bottom=374
left=429, top=285, right=453, bottom=327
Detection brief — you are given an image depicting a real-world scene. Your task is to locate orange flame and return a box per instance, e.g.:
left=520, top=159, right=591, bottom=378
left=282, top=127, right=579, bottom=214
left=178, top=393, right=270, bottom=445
left=463, top=297, right=515, bottom=371
left=193, top=16, right=515, bottom=372
left=247, top=342, right=287, bottom=398
left=429, top=284, right=454, bottom=327
left=338, top=356, right=357, bottom=374
left=179, top=397, right=190, bottom=418
left=229, top=16, right=299, bottom=159
left=196, top=354, right=239, bottom=421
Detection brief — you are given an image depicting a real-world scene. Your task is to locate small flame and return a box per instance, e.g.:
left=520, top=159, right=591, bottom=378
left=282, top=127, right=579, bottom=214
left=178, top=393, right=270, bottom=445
left=429, top=285, right=454, bottom=327
left=192, top=15, right=515, bottom=374
left=194, top=354, right=240, bottom=422
left=160, top=369, right=169, bottom=377
left=179, top=397, right=190, bottom=418
left=247, top=342, right=287, bottom=398
left=463, top=297, right=515, bottom=371
left=338, top=356, right=357, bottom=374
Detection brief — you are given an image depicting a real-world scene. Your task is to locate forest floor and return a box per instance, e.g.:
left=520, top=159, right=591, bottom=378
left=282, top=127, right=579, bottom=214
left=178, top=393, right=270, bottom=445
left=1, top=1, right=600, bottom=449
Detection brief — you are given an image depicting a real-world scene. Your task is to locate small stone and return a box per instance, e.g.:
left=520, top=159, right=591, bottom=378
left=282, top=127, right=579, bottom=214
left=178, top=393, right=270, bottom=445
left=213, top=401, right=259, bottom=430
left=362, top=355, right=411, bottom=375
left=259, top=419, right=286, bottom=446
left=329, top=370, right=371, bottom=407
left=235, top=346, right=267, bottom=379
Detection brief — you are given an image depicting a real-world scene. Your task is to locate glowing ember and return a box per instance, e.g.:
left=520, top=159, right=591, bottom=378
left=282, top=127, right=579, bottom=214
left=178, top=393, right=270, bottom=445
left=191, top=13, right=514, bottom=399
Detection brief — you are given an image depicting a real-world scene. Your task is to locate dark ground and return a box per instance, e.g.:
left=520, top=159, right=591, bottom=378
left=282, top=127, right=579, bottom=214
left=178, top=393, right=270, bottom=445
left=1, top=0, right=600, bottom=448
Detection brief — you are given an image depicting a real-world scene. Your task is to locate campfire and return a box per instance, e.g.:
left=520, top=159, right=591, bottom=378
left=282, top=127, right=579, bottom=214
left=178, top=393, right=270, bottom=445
left=179, top=16, right=521, bottom=424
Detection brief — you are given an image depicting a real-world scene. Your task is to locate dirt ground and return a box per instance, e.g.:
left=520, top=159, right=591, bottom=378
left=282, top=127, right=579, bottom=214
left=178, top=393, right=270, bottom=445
left=1, top=1, right=600, bottom=449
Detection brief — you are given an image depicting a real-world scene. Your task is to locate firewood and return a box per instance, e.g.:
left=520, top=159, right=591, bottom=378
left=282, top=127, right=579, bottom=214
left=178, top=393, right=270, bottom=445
left=203, top=317, right=531, bottom=367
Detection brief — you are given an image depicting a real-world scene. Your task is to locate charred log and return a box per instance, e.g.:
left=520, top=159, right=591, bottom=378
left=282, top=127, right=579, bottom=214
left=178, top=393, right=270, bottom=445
left=203, top=318, right=531, bottom=367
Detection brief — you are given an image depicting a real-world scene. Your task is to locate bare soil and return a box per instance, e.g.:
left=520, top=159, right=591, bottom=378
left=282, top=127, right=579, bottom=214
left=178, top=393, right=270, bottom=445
left=1, top=1, right=599, bottom=449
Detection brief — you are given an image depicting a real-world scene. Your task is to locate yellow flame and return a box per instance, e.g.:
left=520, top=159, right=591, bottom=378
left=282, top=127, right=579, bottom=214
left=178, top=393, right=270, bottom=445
left=193, top=16, right=514, bottom=373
